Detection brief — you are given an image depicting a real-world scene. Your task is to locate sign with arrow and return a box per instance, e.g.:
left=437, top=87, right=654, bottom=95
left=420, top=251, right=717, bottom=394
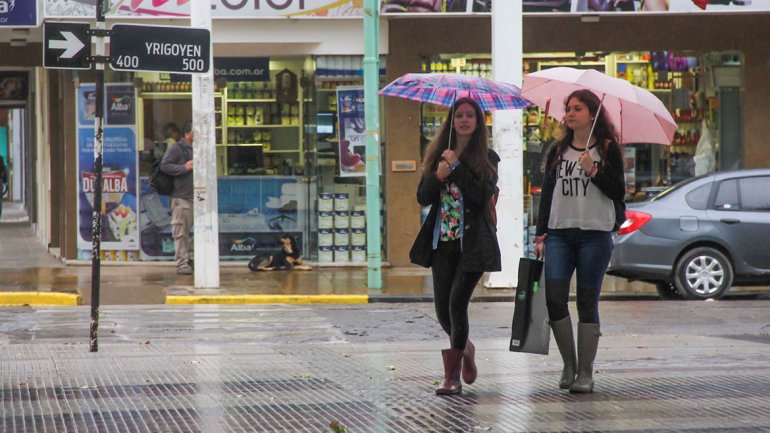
left=43, top=22, right=92, bottom=70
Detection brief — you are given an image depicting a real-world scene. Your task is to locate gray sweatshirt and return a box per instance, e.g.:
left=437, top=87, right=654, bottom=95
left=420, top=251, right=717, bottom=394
left=160, top=139, right=193, bottom=200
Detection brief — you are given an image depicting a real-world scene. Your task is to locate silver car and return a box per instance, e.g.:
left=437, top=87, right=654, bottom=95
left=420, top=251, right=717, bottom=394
left=608, top=169, right=770, bottom=300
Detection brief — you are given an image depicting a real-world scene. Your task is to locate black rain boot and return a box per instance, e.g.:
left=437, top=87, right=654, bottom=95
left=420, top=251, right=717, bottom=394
left=570, top=323, right=601, bottom=394
left=550, top=316, right=577, bottom=389
left=462, top=340, right=477, bottom=384
left=436, top=349, right=463, bottom=395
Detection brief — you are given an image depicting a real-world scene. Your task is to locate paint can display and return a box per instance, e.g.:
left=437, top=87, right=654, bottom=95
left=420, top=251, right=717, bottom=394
left=318, top=193, right=334, bottom=212
left=334, top=211, right=350, bottom=229
left=318, top=246, right=334, bottom=263
left=351, top=245, right=366, bottom=262
left=318, top=211, right=334, bottom=229
left=350, top=210, right=365, bottom=229
left=334, top=245, right=349, bottom=262
left=351, top=228, right=366, bottom=246
left=334, top=193, right=349, bottom=211
left=318, top=229, right=333, bottom=247
left=334, top=228, right=349, bottom=246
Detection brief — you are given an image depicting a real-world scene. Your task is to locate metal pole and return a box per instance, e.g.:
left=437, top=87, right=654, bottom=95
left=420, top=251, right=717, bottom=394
left=486, top=0, right=524, bottom=288
left=191, top=0, right=220, bottom=288
left=89, top=0, right=107, bottom=352
left=363, top=0, right=382, bottom=289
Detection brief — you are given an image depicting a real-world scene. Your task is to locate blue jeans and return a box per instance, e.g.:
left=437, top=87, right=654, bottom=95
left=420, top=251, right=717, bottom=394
left=544, top=228, right=613, bottom=324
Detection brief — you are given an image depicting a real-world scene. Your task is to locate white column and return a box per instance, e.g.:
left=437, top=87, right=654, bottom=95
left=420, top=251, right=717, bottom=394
left=191, top=2, right=220, bottom=288
left=486, top=0, right=523, bottom=288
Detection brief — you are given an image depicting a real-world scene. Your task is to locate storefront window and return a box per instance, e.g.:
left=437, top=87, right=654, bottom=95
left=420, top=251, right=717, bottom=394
left=417, top=50, right=741, bottom=257
left=78, top=56, right=386, bottom=264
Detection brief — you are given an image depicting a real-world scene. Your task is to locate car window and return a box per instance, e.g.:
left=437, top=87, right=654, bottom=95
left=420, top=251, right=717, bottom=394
left=685, top=184, right=711, bottom=210
left=714, top=179, right=739, bottom=210
left=739, top=176, right=770, bottom=211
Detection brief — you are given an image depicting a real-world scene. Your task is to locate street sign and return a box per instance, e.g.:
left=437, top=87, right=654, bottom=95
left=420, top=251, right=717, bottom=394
left=44, top=22, right=91, bottom=70
left=109, top=24, right=211, bottom=74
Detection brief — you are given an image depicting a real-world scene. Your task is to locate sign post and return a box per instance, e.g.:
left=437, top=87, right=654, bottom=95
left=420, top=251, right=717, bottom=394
left=89, top=0, right=108, bottom=353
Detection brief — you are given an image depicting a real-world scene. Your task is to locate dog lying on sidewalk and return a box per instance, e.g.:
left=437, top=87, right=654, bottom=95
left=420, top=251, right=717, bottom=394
left=248, top=234, right=312, bottom=271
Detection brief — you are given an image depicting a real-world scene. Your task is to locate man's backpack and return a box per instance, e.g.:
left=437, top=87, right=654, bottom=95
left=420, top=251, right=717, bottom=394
left=149, top=156, right=174, bottom=196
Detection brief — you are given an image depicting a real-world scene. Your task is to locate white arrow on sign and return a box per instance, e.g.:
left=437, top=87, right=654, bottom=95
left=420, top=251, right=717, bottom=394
left=49, top=31, right=86, bottom=59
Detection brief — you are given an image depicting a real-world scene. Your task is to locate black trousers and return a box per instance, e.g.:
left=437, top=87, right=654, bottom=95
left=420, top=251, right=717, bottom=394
left=431, top=240, right=483, bottom=350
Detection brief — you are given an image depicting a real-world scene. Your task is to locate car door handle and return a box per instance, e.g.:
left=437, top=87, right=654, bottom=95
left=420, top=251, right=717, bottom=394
left=720, top=218, right=741, bottom=225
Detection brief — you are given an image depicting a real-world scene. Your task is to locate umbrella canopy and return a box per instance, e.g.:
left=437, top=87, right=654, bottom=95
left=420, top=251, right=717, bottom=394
left=521, top=67, right=677, bottom=145
left=379, top=73, right=531, bottom=111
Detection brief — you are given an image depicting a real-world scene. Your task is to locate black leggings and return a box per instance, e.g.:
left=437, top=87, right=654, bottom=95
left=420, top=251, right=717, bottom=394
left=431, top=240, right=483, bottom=350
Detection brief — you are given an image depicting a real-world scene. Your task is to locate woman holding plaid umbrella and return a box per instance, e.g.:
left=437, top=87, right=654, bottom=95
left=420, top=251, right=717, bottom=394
left=409, top=97, right=501, bottom=396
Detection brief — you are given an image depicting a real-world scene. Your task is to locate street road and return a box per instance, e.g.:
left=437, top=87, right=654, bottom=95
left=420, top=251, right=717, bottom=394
left=1, top=300, right=768, bottom=432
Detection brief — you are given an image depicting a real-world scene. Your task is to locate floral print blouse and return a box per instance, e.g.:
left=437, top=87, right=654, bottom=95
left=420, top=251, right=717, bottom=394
left=439, top=181, right=463, bottom=241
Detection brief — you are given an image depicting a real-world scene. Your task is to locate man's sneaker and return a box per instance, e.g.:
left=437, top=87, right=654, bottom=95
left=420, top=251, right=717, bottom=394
left=177, top=266, right=193, bottom=275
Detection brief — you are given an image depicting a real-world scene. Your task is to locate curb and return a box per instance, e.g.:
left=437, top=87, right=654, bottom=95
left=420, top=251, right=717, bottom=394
left=166, top=294, right=370, bottom=305
left=0, top=292, right=82, bottom=306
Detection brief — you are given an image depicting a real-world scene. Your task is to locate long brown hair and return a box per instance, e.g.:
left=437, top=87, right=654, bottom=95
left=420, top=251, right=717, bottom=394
left=421, top=97, right=496, bottom=181
left=545, top=89, right=619, bottom=174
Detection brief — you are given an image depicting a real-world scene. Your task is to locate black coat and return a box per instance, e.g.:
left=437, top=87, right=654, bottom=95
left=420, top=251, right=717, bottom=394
left=409, top=149, right=501, bottom=272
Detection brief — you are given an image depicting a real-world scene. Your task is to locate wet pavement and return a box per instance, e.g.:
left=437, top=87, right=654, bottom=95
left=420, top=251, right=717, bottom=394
left=2, top=220, right=768, bottom=306
left=0, top=300, right=769, bottom=432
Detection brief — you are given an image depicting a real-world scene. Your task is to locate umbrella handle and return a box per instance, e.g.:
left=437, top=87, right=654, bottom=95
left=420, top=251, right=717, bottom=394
left=447, top=93, right=458, bottom=150
left=586, top=93, right=606, bottom=150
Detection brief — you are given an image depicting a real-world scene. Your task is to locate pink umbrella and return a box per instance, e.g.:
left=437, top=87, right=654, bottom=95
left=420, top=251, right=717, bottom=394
left=521, top=67, right=677, bottom=145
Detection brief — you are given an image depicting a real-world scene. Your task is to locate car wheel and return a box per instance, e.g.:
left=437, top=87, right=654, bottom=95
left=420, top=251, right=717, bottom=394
left=674, top=247, right=733, bottom=300
left=655, top=281, right=682, bottom=300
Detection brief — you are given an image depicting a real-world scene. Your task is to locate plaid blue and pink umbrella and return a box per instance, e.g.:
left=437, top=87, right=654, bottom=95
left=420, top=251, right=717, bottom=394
left=379, top=73, right=531, bottom=111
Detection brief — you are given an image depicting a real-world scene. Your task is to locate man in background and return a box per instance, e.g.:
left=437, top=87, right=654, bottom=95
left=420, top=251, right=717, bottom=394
left=160, top=122, right=194, bottom=275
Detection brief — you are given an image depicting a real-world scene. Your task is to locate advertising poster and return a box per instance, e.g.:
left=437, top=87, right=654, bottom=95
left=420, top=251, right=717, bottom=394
left=0, top=0, right=37, bottom=26
left=45, top=0, right=364, bottom=18
left=381, top=0, right=491, bottom=13
left=218, top=177, right=306, bottom=258
left=336, top=86, right=366, bottom=177
left=139, top=176, right=307, bottom=260
left=76, top=84, right=139, bottom=251
left=381, top=0, right=770, bottom=14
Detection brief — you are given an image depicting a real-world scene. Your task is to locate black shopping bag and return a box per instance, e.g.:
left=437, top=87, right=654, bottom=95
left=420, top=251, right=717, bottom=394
left=510, top=258, right=550, bottom=355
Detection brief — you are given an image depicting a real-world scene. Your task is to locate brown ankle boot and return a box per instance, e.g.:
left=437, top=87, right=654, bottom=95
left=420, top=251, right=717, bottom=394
left=462, top=340, right=477, bottom=384
left=436, top=349, right=463, bottom=395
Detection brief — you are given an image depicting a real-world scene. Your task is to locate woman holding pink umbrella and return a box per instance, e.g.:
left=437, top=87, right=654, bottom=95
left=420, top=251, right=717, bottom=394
left=409, top=97, right=501, bottom=396
left=534, top=89, right=625, bottom=393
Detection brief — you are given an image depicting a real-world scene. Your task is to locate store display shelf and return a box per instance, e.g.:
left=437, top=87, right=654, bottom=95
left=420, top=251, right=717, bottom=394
left=227, top=124, right=299, bottom=128
left=141, top=92, right=222, bottom=99
left=265, top=149, right=300, bottom=153
left=617, top=60, right=650, bottom=64
left=227, top=98, right=277, bottom=103
left=221, top=143, right=269, bottom=147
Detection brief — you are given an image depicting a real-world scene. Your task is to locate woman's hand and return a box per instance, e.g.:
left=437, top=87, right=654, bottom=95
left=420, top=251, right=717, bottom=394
left=534, top=242, right=544, bottom=259
left=435, top=160, right=452, bottom=181
left=578, top=152, right=594, bottom=174
left=441, top=149, right=459, bottom=165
